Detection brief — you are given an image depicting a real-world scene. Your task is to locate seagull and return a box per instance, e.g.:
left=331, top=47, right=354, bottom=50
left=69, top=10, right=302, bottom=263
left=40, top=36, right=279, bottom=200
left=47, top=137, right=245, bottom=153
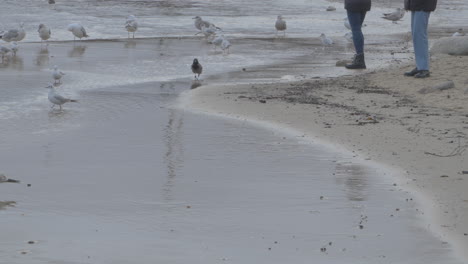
left=382, top=8, right=405, bottom=23
left=52, top=65, right=66, bottom=84
left=193, top=16, right=220, bottom=32
left=10, top=42, right=18, bottom=56
left=38, top=24, right=51, bottom=43
left=0, top=45, right=11, bottom=63
left=275, top=15, right=287, bottom=38
left=45, top=84, right=78, bottom=111
left=221, top=38, right=231, bottom=54
left=211, top=34, right=224, bottom=51
left=0, top=23, right=26, bottom=42
left=191, top=58, right=203, bottom=80
left=344, top=18, right=351, bottom=30
left=125, top=15, right=138, bottom=38
left=452, top=28, right=465, bottom=37
left=67, top=23, right=89, bottom=41
left=196, top=24, right=218, bottom=40
left=320, top=33, right=333, bottom=46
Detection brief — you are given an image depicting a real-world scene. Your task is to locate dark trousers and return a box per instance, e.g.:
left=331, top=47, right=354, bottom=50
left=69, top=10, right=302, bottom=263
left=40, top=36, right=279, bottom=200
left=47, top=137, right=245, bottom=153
left=347, top=10, right=367, bottom=54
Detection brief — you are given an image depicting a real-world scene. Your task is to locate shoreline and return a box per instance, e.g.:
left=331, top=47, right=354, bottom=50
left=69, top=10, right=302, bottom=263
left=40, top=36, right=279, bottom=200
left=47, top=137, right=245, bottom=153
left=179, top=54, right=468, bottom=261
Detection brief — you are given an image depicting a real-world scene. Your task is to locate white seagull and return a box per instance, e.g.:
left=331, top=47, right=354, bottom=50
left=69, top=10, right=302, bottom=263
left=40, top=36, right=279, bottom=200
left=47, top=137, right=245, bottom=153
left=452, top=28, right=465, bottom=37
left=211, top=34, right=224, bottom=51
left=0, top=23, right=26, bottom=42
left=67, top=23, right=89, bottom=41
left=275, top=15, right=287, bottom=38
left=52, top=65, right=66, bottom=84
left=221, top=38, right=231, bottom=54
left=38, top=24, right=51, bottom=43
left=382, top=8, right=405, bottom=23
left=320, top=33, right=333, bottom=46
left=125, top=15, right=138, bottom=38
left=45, top=84, right=78, bottom=111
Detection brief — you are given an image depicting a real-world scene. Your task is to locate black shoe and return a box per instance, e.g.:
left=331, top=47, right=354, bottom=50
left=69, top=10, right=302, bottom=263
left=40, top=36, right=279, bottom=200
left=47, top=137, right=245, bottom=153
left=414, top=70, right=430, bottom=78
left=345, top=53, right=366, bottom=69
left=404, top=68, right=419, bottom=76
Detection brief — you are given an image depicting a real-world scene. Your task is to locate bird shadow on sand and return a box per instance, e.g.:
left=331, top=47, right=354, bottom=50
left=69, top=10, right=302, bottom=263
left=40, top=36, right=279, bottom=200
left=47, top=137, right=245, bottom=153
left=190, top=80, right=203, bottom=90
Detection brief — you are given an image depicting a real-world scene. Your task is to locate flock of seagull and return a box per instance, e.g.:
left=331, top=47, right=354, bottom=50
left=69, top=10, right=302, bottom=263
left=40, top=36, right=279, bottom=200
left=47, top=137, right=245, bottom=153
left=0, top=8, right=465, bottom=111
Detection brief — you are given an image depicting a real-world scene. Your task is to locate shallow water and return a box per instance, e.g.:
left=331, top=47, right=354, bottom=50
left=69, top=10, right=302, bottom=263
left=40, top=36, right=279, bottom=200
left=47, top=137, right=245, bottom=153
left=1, top=0, right=468, bottom=263
left=0, top=81, right=462, bottom=263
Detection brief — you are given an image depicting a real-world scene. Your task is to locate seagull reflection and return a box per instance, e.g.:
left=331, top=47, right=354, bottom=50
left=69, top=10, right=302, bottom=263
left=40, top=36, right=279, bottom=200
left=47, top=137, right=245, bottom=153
left=35, top=47, right=49, bottom=67
left=334, top=162, right=369, bottom=202
left=124, top=40, right=137, bottom=48
left=68, top=45, right=86, bottom=57
left=162, top=109, right=185, bottom=201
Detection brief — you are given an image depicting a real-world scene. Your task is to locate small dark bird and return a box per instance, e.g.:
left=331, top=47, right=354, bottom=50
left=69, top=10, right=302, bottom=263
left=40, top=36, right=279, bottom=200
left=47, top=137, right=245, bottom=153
left=191, top=58, right=203, bottom=80
left=49, top=0, right=55, bottom=4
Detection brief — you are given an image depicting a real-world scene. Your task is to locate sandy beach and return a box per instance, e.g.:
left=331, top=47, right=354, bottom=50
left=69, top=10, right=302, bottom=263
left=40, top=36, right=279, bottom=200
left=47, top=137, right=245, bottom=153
left=183, top=53, right=468, bottom=261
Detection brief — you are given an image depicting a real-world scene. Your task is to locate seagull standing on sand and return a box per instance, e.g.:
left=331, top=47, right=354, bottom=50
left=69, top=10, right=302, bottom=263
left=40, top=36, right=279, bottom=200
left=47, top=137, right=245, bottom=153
left=197, top=24, right=218, bottom=40
left=452, top=28, right=465, bottom=37
left=52, top=65, right=65, bottom=84
left=67, top=23, right=89, bottom=41
left=0, top=45, right=11, bottom=63
left=193, top=16, right=220, bottom=32
left=382, top=8, right=405, bottom=23
left=191, top=58, right=203, bottom=80
left=0, top=23, right=26, bottom=42
left=125, top=15, right=138, bottom=38
left=275, top=15, right=287, bottom=38
left=46, top=84, right=78, bottom=110
left=221, top=38, right=231, bottom=54
left=38, top=24, right=51, bottom=43
left=211, top=34, right=224, bottom=51
left=320, top=33, right=333, bottom=46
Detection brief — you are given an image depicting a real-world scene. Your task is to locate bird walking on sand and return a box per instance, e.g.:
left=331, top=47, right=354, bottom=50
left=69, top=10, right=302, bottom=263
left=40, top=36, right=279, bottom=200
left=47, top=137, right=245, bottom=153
left=125, top=15, right=138, bottom=38
left=52, top=65, right=66, bottom=84
left=382, top=8, right=405, bottom=23
left=38, top=24, right=51, bottom=43
left=67, top=23, right=89, bottom=41
left=320, top=33, right=333, bottom=46
left=275, top=15, right=287, bottom=38
left=0, top=45, right=11, bottom=63
left=191, top=58, right=203, bottom=80
left=46, top=84, right=78, bottom=111
left=0, top=23, right=26, bottom=42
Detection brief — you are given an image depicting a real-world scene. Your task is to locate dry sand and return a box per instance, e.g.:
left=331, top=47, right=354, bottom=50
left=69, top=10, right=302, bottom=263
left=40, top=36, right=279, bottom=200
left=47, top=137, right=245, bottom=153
left=183, top=54, right=468, bottom=261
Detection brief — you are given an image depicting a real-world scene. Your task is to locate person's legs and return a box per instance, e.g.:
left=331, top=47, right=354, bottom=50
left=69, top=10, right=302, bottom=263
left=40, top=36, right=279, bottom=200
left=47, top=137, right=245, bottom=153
left=346, top=11, right=366, bottom=69
left=347, top=10, right=366, bottom=54
left=412, top=11, right=430, bottom=71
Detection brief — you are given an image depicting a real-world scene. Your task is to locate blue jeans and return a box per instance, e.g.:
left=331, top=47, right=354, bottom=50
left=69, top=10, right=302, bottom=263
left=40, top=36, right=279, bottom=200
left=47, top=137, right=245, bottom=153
left=347, top=10, right=367, bottom=54
left=411, top=11, right=430, bottom=71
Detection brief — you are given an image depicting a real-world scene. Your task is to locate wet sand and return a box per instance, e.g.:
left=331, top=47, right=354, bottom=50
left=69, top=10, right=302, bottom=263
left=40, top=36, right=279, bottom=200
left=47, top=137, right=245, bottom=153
left=0, top=38, right=465, bottom=263
left=183, top=53, right=468, bottom=261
